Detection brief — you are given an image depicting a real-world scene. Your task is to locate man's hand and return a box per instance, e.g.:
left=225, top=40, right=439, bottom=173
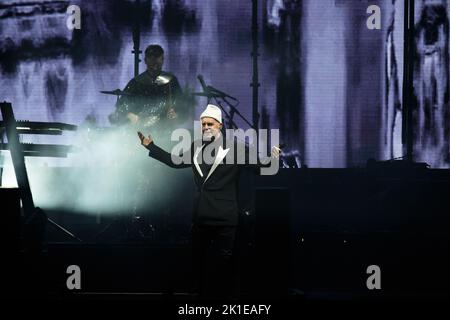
left=167, top=107, right=178, bottom=120
left=127, top=112, right=140, bottom=124
left=138, top=131, right=153, bottom=147
left=271, top=145, right=282, bottom=159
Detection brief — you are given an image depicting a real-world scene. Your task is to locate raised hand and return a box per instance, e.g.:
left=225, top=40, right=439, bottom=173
left=271, top=145, right=282, bottom=159
left=138, top=131, right=153, bottom=147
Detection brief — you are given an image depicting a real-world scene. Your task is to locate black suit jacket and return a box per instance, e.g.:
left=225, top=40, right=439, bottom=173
left=146, top=138, right=269, bottom=226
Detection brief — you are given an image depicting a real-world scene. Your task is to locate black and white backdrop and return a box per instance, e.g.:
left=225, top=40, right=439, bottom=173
left=0, top=0, right=448, bottom=168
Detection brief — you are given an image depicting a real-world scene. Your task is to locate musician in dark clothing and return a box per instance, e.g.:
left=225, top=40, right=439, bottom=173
left=109, top=44, right=184, bottom=130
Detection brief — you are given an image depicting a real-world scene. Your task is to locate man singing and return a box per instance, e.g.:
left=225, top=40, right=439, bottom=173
left=138, top=104, right=281, bottom=298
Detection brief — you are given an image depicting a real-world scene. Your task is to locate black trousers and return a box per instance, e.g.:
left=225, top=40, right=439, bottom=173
left=191, top=224, right=238, bottom=298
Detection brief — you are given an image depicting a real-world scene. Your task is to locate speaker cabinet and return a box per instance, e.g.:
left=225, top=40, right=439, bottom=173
left=252, top=188, right=291, bottom=297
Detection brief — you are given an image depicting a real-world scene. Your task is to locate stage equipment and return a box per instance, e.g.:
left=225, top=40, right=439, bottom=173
left=251, top=0, right=260, bottom=130
left=195, top=74, right=252, bottom=131
left=0, top=101, right=81, bottom=242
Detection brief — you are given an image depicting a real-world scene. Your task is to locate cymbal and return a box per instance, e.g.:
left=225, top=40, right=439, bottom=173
left=191, top=91, right=224, bottom=98
left=100, top=89, right=137, bottom=96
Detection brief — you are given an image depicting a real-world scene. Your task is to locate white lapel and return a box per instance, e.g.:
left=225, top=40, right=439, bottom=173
left=204, top=145, right=230, bottom=183
left=193, top=144, right=205, bottom=177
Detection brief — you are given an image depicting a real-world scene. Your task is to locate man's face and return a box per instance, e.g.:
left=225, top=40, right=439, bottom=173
left=201, top=117, right=222, bottom=141
left=145, top=54, right=164, bottom=75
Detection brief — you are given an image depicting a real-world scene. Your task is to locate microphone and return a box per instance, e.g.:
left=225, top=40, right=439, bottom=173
left=196, top=75, right=237, bottom=101
left=207, top=85, right=237, bottom=101
left=196, top=74, right=218, bottom=99
left=197, top=74, right=208, bottom=92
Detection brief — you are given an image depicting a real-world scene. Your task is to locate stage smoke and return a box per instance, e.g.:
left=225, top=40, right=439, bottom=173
left=1, top=125, right=191, bottom=217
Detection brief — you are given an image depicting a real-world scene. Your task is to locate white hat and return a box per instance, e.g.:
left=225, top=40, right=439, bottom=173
left=200, top=104, right=222, bottom=124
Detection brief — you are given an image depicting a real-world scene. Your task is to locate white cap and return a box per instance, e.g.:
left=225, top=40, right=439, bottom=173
left=200, top=104, right=222, bottom=124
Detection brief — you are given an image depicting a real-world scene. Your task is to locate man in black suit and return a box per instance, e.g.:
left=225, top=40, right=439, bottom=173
left=138, top=104, right=280, bottom=298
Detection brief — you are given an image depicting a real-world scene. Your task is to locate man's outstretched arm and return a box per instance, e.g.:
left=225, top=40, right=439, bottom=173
left=138, top=132, right=191, bottom=169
